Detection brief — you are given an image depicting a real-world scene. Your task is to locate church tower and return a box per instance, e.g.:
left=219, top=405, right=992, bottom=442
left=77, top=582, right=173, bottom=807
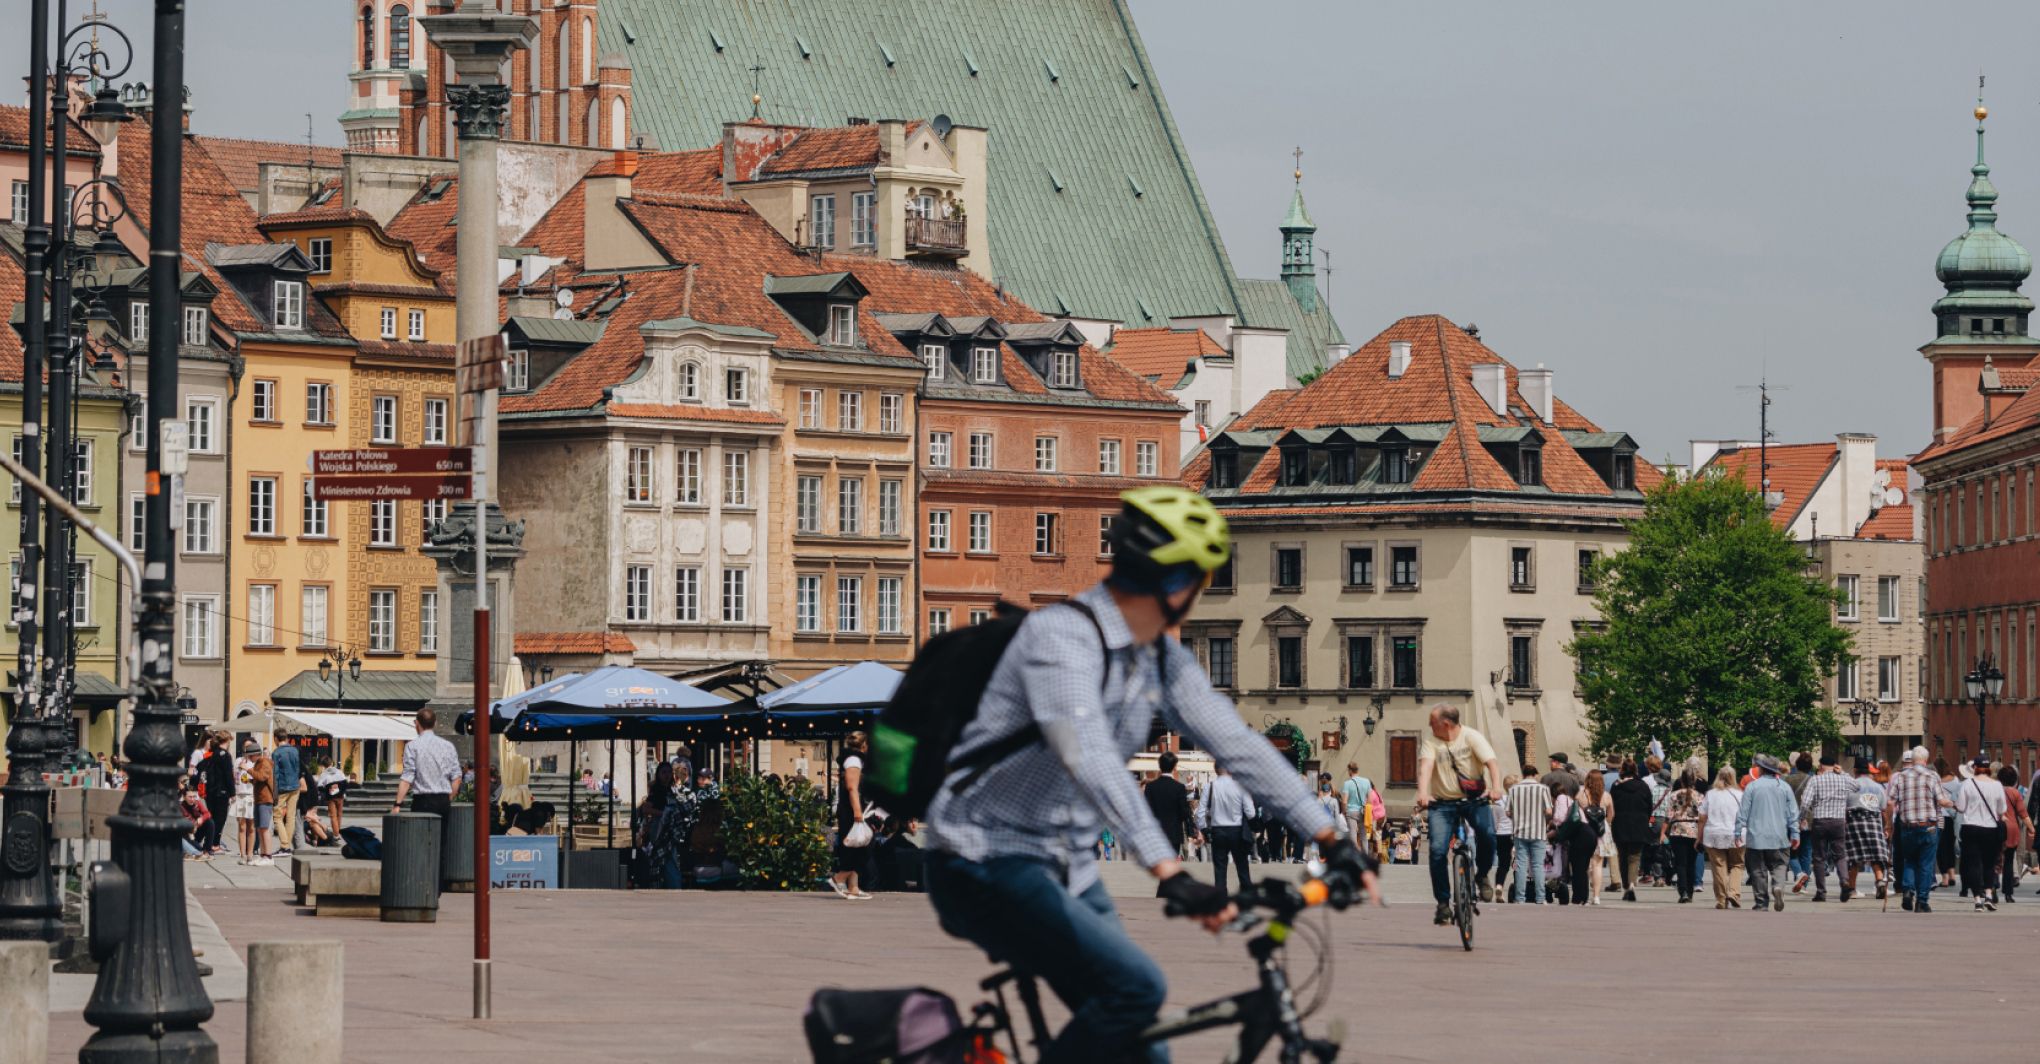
left=1921, top=88, right=2039, bottom=442
left=1280, top=152, right=1318, bottom=315
left=341, top=1, right=419, bottom=153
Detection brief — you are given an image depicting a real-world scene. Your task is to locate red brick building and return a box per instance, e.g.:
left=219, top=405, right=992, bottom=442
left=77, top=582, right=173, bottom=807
left=1913, top=105, right=2040, bottom=771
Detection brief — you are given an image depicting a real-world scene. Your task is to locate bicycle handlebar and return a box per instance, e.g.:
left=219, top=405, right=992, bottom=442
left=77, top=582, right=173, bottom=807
left=1162, top=865, right=1365, bottom=922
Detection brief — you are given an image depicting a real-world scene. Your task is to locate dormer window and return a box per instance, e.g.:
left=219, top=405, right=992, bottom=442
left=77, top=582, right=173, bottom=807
left=971, top=346, right=998, bottom=384
left=1210, top=452, right=1239, bottom=490
left=827, top=304, right=857, bottom=346
left=725, top=367, right=750, bottom=405
left=129, top=303, right=149, bottom=343
left=1050, top=349, right=1078, bottom=388
left=506, top=347, right=530, bottom=392
left=181, top=306, right=208, bottom=346
left=273, top=280, right=304, bottom=330
left=679, top=361, right=700, bottom=400
left=1280, top=448, right=1309, bottom=487
left=1516, top=448, right=1542, bottom=487
left=1383, top=448, right=1412, bottom=485
left=921, top=343, right=947, bottom=381
left=1613, top=454, right=1634, bottom=491
left=1329, top=447, right=1357, bottom=485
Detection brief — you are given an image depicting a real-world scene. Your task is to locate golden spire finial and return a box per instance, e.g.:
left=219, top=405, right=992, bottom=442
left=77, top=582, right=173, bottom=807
left=1976, top=73, right=1988, bottom=122
left=1292, top=145, right=1303, bottom=184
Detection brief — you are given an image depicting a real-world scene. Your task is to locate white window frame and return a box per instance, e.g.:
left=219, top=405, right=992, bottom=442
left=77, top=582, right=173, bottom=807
left=418, top=589, right=439, bottom=654
left=305, top=382, right=333, bottom=425
left=130, top=302, right=149, bottom=343
left=1136, top=440, right=1159, bottom=478
left=679, top=361, right=701, bottom=401
left=182, top=496, right=217, bottom=554
left=972, top=346, right=998, bottom=383
left=674, top=567, right=701, bottom=622
left=248, top=476, right=277, bottom=536
left=301, top=585, right=329, bottom=648
left=676, top=448, right=702, bottom=504
left=968, top=510, right=992, bottom=553
left=69, top=562, right=89, bottom=627
left=838, top=390, right=864, bottom=432
left=851, top=191, right=877, bottom=247
left=407, top=308, right=426, bottom=341
left=877, top=576, right=902, bottom=635
left=626, top=445, right=655, bottom=504
left=1051, top=349, right=1078, bottom=388
left=928, top=431, right=953, bottom=468
left=1877, top=575, right=1901, bottom=623
left=1099, top=439, right=1122, bottom=476
left=371, top=395, right=398, bottom=444
left=368, top=588, right=398, bottom=652
left=185, top=397, right=219, bottom=454
left=9, top=181, right=27, bottom=224
left=506, top=348, right=531, bottom=392
left=1878, top=656, right=1901, bottom=703
left=423, top=398, right=448, bottom=445
left=927, top=510, right=952, bottom=552
left=247, top=584, right=276, bottom=647
left=928, top=608, right=952, bottom=636
left=1034, top=512, right=1059, bottom=556
left=301, top=480, right=329, bottom=537
left=1034, top=436, right=1058, bottom=473
left=722, top=450, right=750, bottom=507
left=880, top=392, right=904, bottom=435
left=839, top=476, right=864, bottom=536
left=879, top=479, right=903, bottom=537
left=798, top=388, right=823, bottom=430
left=1837, top=575, right=1860, bottom=622
left=182, top=305, right=208, bottom=345
left=969, top=432, right=995, bottom=470
left=380, top=306, right=398, bottom=340
left=810, top=193, right=837, bottom=250
left=795, top=574, right=821, bottom=632
left=624, top=565, right=651, bottom=622
left=422, top=498, right=448, bottom=535
left=921, top=343, right=947, bottom=381
left=796, top=475, right=823, bottom=533
left=836, top=576, right=863, bottom=633
left=251, top=379, right=277, bottom=422
left=369, top=499, right=398, bottom=547
left=721, top=567, right=749, bottom=623
left=827, top=304, right=857, bottom=347
left=273, top=279, right=305, bottom=330
left=725, top=366, right=750, bottom=405
left=181, top=595, right=220, bottom=659
left=71, top=439, right=93, bottom=502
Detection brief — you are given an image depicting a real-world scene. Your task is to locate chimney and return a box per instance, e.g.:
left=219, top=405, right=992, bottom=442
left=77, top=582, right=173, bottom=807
left=1835, top=432, right=1877, bottom=536
left=1388, top=340, right=1412, bottom=379
left=1519, top=363, right=1554, bottom=424
left=1471, top=363, right=1508, bottom=416
left=1325, top=341, right=1350, bottom=365
left=583, top=151, right=663, bottom=270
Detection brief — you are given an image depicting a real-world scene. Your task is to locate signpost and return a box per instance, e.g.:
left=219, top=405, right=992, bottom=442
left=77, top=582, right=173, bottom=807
left=309, top=447, right=475, bottom=501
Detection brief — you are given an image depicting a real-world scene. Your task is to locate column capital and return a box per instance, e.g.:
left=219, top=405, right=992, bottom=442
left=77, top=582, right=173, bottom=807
left=449, top=83, right=512, bottom=142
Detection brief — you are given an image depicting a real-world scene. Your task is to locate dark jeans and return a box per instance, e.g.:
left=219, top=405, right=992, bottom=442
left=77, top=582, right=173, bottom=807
left=1806, top=818, right=1845, bottom=895
left=927, top=853, right=1168, bottom=1064
left=1493, top=833, right=1514, bottom=892
left=204, top=798, right=230, bottom=850
left=1897, top=823, right=1939, bottom=901
left=1208, top=825, right=1254, bottom=896
left=411, top=792, right=452, bottom=879
left=1425, top=801, right=1494, bottom=904
left=1563, top=832, right=1595, bottom=903
left=1960, top=824, right=2006, bottom=900
left=1667, top=836, right=1697, bottom=899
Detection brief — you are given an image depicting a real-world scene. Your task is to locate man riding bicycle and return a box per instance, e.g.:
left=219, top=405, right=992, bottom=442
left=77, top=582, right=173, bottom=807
left=1413, top=704, right=1503, bottom=925
left=923, top=487, right=1379, bottom=1064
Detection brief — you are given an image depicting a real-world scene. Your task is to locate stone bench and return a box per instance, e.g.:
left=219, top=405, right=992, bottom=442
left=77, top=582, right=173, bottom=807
left=291, top=853, right=354, bottom=905
left=306, top=862, right=382, bottom=918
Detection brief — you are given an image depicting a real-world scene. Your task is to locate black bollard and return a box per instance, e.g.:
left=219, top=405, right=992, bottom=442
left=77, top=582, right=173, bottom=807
left=380, top=813, right=442, bottom=923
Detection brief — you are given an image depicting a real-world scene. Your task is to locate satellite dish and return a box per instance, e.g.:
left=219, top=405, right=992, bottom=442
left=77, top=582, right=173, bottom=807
left=555, top=289, right=575, bottom=308
left=931, top=114, right=954, bottom=138
left=1883, top=487, right=1904, bottom=506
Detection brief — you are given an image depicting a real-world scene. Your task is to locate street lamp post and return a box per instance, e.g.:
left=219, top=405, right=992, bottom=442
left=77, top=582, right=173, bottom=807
left=1846, top=697, right=1881, bottom=766
left=318, top=648, right=365, bottom=710
left=1965, top=657, right=2007, bottom=757
left=78, top=1, right=220, bottom=1059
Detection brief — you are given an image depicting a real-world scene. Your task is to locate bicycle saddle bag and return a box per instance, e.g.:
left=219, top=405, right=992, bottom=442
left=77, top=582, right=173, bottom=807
left=805, top=986, right=965, bottom=1064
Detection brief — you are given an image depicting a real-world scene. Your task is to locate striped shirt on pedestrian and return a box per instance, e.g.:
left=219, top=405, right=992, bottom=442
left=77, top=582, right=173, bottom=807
left=1506, top=778, right=1553, bottom=836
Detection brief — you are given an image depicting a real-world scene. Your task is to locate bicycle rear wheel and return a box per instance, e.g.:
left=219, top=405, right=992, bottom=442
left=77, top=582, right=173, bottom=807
left=1453, top=853, right=1475, bottom=951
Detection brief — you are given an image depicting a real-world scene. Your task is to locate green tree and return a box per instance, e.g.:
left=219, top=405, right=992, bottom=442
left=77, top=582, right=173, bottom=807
left=1567, top=474, right=1851, bottom=770
left=721, top=769, right=833, bottom=891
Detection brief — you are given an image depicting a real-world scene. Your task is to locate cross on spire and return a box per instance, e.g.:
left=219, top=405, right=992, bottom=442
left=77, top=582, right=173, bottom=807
left=749, top=57, right=766, bottom=119
left=1293, top=145, right=1303, bottom=184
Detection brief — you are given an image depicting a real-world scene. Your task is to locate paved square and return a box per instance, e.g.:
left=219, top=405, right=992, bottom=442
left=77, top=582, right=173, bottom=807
left=44, top=864, right=2038, bottom=1062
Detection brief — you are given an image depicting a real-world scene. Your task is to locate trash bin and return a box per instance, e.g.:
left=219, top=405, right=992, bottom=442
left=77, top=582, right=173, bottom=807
left=380, top=812, right=442, bottom=923
left=442, top=803, right=476, bottom=893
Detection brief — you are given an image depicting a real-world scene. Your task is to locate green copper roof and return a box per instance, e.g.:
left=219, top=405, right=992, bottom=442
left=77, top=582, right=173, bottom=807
left=600, top=0, right=1335, bottom=353
left=1283, top=186, right=1314, bottom=231
left=1935, top=109, right=2032, bottom=317
left=1240, top=278, right=1343, bottom=381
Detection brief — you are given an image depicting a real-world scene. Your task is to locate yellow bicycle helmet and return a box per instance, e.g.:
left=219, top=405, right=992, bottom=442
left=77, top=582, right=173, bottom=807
left=1109, top=486, right=1232, bottom=590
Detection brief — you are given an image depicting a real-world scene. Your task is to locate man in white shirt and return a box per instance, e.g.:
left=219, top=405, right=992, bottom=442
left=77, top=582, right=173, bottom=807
left=1953, top=756, right=2009, bottom=911
left=1197, top=766, right=1257, bottom=894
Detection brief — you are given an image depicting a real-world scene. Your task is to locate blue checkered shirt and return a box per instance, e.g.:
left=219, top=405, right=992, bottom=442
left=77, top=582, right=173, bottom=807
left=400, top=729, right=462, bottom=796
left=924, top=585, right=1335, bottom=893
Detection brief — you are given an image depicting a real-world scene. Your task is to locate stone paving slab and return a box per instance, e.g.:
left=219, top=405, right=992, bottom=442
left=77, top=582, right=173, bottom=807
left=43, top=866, right=2040, bottom=1062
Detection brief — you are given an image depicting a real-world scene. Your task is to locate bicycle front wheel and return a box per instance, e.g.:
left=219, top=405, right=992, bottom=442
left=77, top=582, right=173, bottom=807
left=1454, top=855, right=1475, bottom=951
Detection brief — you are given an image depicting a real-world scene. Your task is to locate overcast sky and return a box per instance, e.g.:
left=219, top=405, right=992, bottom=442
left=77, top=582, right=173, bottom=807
left=12, top=1, right=2040, bottom=460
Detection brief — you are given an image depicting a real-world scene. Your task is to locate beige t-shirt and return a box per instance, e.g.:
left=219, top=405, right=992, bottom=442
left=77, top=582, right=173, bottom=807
left=1420, top=727, right=1497, bottom=800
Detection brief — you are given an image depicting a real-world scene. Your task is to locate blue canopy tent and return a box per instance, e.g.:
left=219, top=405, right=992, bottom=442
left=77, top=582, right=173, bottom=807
left=759, top=661, right=903, bottom=807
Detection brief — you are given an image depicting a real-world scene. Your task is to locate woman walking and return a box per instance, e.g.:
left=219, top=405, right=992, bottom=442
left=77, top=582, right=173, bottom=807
left=1937, top=758, right=1961, bottom=889
left=230, top=740, right=259, bottom=864
left=1954, top=757, right=2008, bottom=910
left=1581, top=770, right=1616, bottom=904
left=633, top=761, right=686, bottom=889
left=1698, top=767, right=1745, bottom=909
left=828, top=731, right=875, bottom=901
left=1659, top=770, right=1703, bottom=903
left=1999, top=765, right=2031, bottom=903
left=1610, top=758, right=1654, bottom=901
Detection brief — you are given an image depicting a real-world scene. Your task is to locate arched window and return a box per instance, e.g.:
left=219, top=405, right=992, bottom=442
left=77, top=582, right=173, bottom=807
left=389, top=6, right=411, bottom=68
left=557, top=19, right=570, bottom=86
left=585, top=98, right=599, bottom=147
left=581, top=16, right=595, bottom=82
left=609, top=97, right=626, bottom=149
left=361, top=5, right=377, bottom=69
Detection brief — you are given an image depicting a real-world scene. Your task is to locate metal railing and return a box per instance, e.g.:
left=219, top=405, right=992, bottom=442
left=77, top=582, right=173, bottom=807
left=905, top=215, right=967, bottom=253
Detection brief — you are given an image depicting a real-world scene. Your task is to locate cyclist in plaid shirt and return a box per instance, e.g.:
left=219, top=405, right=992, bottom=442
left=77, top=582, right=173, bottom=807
left=1886, top=746, right=1953, bottom=912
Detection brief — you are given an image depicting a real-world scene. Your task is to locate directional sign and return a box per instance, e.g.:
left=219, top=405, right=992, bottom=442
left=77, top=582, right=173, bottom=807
left=458, top=335, right=507, bottom=395
left=311, top=474, right=473, bottom=501
left=312, top=447, right=472, bottom=476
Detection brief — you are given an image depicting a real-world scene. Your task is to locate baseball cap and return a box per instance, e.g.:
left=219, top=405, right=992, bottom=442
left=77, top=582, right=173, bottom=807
left=1818, top=753, right=1838, bottom=767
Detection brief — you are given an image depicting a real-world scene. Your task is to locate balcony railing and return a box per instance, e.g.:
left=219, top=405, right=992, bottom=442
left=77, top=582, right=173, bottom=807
left=905, top=215, right=967, bottom=256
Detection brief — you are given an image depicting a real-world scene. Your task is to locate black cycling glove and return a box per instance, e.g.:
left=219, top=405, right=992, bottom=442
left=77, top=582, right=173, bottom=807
left=1319, top=836, right=1379, bottom=882
left=1158, top=871, right=1231, bottom=917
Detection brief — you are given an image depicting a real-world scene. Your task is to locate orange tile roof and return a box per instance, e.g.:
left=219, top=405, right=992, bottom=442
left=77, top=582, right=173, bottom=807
left=514, top=632, right=637, bottom=655
left=354, top=339, right=455, bottom=363
left=192, top=134, right=342, bottom=194
left=604, top=402, right=786, bottom=425
left=109, top=130, right=274, bottom=336
left=1221, top=315, right=1626, bottom=499
left=1856, top=504, right=1916, bottom=541
left=385, top=176, right=461, bottom=279
left=1703, top=442, right=1837, bottom=530
left=1105, top=327, right=1227, bottom=380
left=0, top=105, right=99, bottom=154
left=757, top=125, right=881, bottom=175
left=637, top=147, right=726, bottom=196
left=0, top=241, right=24, bottom=381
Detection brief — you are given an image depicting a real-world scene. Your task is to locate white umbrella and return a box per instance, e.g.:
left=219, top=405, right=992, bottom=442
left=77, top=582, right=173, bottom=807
left=496, top=657, right=533, bottom=810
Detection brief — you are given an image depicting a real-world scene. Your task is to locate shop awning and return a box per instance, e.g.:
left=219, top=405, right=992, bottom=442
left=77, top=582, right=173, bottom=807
left=268, top=669, right=438, bottom=710
left=223, top=709, right=418, bottom=741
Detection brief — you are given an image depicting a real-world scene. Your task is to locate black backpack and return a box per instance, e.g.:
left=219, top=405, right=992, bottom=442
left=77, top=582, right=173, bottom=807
left=868, top=600, right=1105, bottom=819
left=1583, top=800, right=1608, bottom=838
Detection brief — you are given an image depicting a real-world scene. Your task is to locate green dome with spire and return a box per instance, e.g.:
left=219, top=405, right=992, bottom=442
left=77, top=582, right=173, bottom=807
left=1935, top=101, right=2033, bottom=318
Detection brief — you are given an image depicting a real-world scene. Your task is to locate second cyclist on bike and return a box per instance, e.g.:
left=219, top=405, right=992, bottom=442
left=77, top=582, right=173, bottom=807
left=1413, top=704, right=1504, bottom=925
